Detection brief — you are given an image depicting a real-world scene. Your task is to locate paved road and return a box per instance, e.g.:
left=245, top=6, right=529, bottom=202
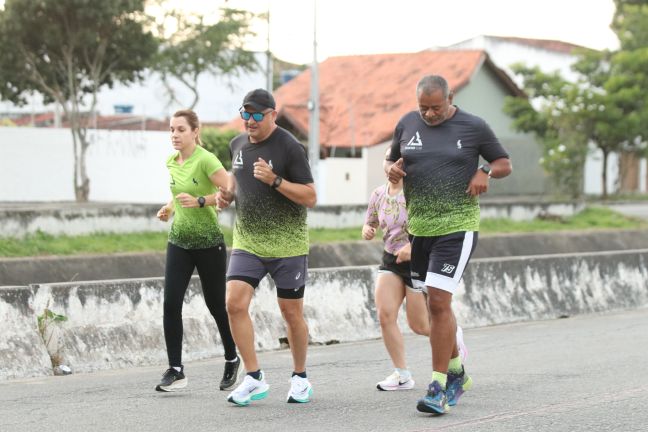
left=2, top=308, right=647, bottom=432
left=606, top=202, right=648, bottom=220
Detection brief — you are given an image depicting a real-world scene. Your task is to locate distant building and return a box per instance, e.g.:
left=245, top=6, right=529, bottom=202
left=443, top=35, right=585, bottom=83
left=0, top=52, right=268, bottom=124
left=444, top=35, right=646, bottom=195
left=223, top=50, right=547, bottom=204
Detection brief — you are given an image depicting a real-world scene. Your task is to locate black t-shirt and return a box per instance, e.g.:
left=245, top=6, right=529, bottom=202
left=389, top=108, right=509, bottom=236
left=230, top=126, right=313, bottom=257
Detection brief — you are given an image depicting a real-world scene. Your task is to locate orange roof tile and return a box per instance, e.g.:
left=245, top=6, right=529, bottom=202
left=223, top=50, right=520, bottom=148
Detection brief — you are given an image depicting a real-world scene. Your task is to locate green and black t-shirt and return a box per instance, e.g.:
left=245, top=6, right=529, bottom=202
left=166, top=145, right=225, bottom=249
left=230, top=127, right=313, bottom=257
left=389, top=108, right=509, bottom=236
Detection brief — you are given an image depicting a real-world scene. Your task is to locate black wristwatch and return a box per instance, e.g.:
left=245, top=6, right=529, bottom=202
left=271, top=175, right=283, bottom=189
left=197, top=196, right=206, bottom=208
left=479, top=164, right=492, bottom=178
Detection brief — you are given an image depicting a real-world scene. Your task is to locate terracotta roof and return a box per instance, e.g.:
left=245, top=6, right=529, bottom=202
left=223, top=50, right=522, bottom=148
left=482, top=35, right=587, bottom=54
left=12, top=112, right=56, bottom=127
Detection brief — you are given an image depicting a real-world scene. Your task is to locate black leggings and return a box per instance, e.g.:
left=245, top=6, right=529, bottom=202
left=164, top=242, right=236, bottom=366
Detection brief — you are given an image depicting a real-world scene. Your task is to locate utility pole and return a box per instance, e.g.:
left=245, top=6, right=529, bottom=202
left=308, top=0, right=320, bottom=196
left=265, top=6, right=273, bottom=92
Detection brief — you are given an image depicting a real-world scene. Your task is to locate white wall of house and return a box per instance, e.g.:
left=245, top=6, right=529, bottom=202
left=318, top=156, right=368, bottom=205
left=447, top=36, right=580, bottom=84
left=584, top=149, right=620, bottom=195
left=1, top=128, right=170, bottom=203
left=316, top=142, right=393, bottom=206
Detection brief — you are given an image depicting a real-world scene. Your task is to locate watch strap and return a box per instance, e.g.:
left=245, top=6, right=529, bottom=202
left=271, top=175, right=283, bottom=189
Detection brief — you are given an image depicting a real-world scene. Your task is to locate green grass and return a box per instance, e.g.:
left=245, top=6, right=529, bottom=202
left=480, top=206, right=647, bottom=234
left=0, top=206, right=645, bottom=258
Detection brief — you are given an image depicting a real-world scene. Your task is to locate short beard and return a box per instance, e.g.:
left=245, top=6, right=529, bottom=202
left=419, top=112, right=435, bottom=127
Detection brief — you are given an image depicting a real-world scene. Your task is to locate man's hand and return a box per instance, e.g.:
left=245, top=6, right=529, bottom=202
left=253, top=157, right=276, bottom=185
left=362, top=224, right=377, bottom=240
left=466, top=170, right=489, bottom=197
left=216, top=189, right=234, bottom=209
left=388, top=158, right=406, bottom=184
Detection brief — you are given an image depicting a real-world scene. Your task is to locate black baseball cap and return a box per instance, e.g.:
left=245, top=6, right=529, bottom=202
left=242, top=88, right=276, bottom=111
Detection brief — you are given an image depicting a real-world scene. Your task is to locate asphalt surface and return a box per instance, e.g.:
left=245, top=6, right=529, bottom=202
left=2, top=308, right=647, bottom=432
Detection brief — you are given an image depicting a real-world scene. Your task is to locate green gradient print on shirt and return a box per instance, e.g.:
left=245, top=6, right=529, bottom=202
left=166, top=146, right=225, bottom=249
left=405, top=172, right=480, bottom=237
left=233, top=192, right=309, bottom=257
left=390, top=109, right=509, bottom=237
left=229, top=127, right=313, bottom=258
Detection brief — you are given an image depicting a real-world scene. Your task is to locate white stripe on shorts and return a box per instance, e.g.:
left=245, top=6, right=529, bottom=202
left=424, top=231, right=475, bottom=294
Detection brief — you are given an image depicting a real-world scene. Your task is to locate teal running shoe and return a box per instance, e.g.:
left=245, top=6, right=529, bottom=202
left=446, top=366, right=473, bottom=406
left=416, top=381, right=449, bottom=414
left=227, top=371, right=269, bottom=406
left=287, top=375, right=313, bottom=403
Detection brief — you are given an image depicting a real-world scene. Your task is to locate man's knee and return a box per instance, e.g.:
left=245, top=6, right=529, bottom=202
left=225, top=281, right=253, bottom=316
left=426, top=288, right=452, bottom=315
left=279, top=301, right=305, bottom=325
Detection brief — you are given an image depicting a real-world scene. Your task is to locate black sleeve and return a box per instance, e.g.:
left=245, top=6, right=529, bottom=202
left=388, top=122, right=404, bottom=162
left=286, top=142, right=314, bottom=184
left=478, top=119, right=509, bottom=162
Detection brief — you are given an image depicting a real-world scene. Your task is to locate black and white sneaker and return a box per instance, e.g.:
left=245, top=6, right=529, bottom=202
left=219, top=356, right=241, bottom=391
left=155, top=366, right=187, bottom=392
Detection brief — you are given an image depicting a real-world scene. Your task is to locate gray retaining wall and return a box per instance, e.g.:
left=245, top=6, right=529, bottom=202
left=2, top=249, right=647, bottom=380
left=3, top=229, right=648, bottom=286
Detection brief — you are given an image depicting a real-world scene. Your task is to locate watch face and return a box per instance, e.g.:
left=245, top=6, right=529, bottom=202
left=198, top=196, right=206, bottom=207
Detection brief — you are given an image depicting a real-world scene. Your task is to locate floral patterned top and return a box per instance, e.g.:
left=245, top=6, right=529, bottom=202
left=364, top=183, right=409, bottom=255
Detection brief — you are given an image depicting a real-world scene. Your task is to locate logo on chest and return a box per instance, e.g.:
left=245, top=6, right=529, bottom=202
left=405, top=131, right=423, bottom=150
left=233, top=151, right=244, bottom=168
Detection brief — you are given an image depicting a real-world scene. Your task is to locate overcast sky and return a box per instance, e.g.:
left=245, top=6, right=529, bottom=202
left=168, top=0, right=619, bottom=64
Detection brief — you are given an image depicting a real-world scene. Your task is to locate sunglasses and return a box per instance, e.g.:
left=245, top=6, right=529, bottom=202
left=239, top=109, right=271, bottom=122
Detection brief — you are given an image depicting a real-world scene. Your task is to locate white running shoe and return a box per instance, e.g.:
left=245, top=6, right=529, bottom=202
left=227, top=371, right=269, bottom=406
left=376, top=370, right=415, bottom=391
left=287, top=375, right=313, bottom=403
left=456, top=326, right=468, bottom=362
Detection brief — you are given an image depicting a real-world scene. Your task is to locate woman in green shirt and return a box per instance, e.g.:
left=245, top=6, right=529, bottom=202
left=155, top=109, right=239, bottom=393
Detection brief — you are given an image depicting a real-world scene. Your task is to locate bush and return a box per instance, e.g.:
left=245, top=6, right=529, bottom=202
left=201, top=127, right=238, bottom=170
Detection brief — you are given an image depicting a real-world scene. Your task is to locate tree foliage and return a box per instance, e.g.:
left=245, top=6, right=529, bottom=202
left=153, top=5, right=260, bottom=110
left=504, top=0, right=648, bottom=199
left=201, top=127, right=239, bottom=171
left=0, top=0, right=157, bottom=201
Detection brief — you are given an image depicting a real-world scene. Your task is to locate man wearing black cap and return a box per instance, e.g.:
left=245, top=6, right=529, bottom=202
left=217, top=88, right=317, bottom=406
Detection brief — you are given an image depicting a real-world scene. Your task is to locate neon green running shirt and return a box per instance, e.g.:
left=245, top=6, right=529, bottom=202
left=166, top=145, right=225, bottom=249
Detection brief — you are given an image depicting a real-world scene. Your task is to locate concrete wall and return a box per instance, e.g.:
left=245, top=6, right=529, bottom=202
left=2, top=249, right=647, bottom=380
left=0, top=199, right=585, bottom=238
left=4, top=229, right=648, bottom=287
